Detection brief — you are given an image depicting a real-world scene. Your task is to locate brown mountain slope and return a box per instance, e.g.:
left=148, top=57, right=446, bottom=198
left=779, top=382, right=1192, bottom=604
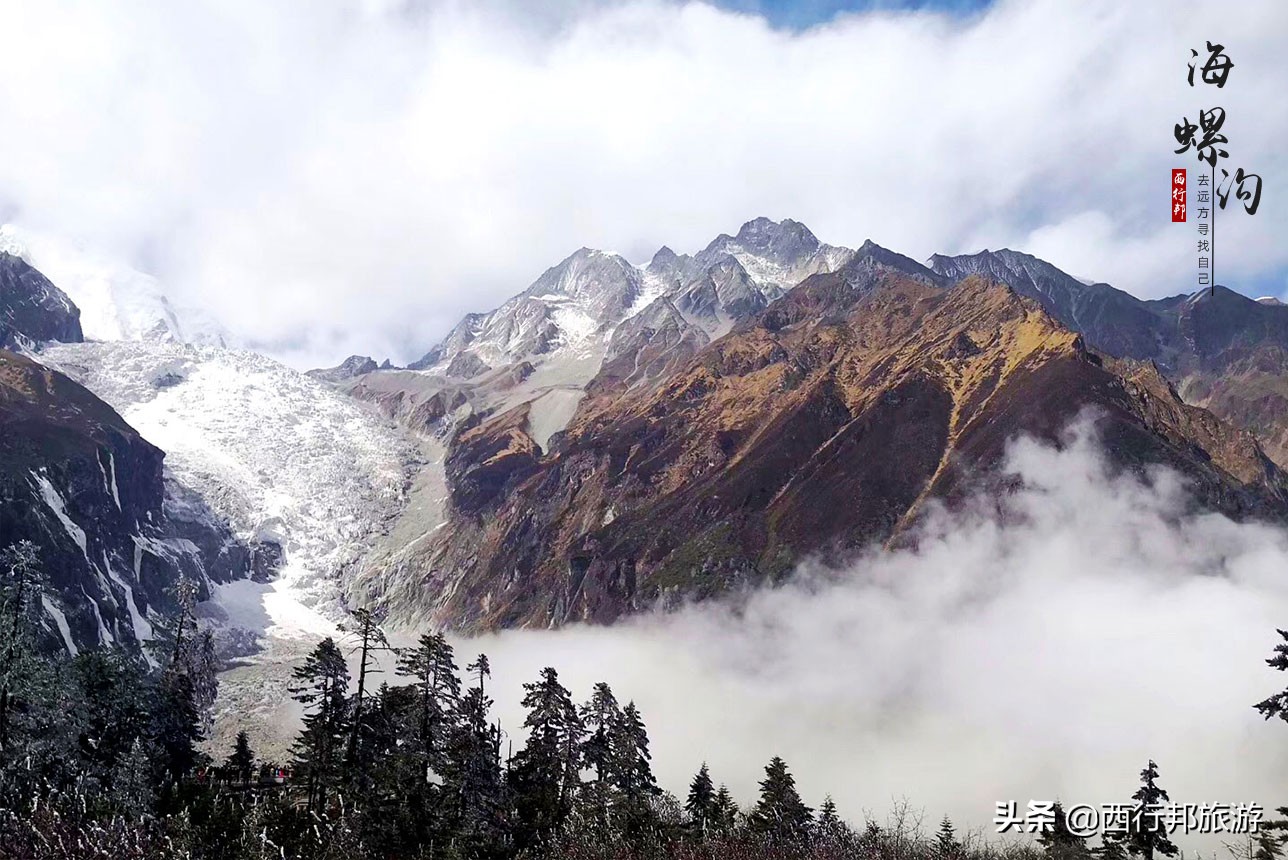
left=929, top=250, right=1288, bottom=469
left=399, top=273, right=1288, bottom=632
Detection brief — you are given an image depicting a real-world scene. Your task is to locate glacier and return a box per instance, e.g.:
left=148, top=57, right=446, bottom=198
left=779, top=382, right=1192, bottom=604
left=39, top=340, right=419, bottom=639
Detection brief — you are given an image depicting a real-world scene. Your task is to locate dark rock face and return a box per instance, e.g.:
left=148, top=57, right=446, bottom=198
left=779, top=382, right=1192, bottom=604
left=0, top=252, right=83, bottom=348
left=445, top=402, right=541, bottom=514
left=0, top=349, right=261, bottom=655
left=412, top=266, right=1288, bottom=633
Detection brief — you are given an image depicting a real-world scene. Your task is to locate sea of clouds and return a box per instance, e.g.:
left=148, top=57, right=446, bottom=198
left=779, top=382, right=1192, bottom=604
left=462, top=420, right=1288, bottom=846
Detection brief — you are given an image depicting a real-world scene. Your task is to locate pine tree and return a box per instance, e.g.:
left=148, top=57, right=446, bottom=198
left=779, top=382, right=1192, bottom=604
left=936, top=816, right=961, bottom=860
left=388, top=631, right=462, bottom=849
left=395, top=631, right=461, bottom=787
left=713, top=784, right=739, bottom=835
left=155, top=664, right=205, bottom=782
left=1254, top=830, right=1286, bottom=860
left=816, top=795, right=846, bottom=843
left=748, top=756, right=813, bottom=842
left=861, top=820, right=885, bottom=851
left=339, top=607, right=390, bottom=783
left=1093, top=831, right=1131, bottom=860
left=112, top=737, right=156, bottom=818
left=1125, top=760, right=1178, bottom=860
left=356, top=682, right=417, bottom=854
left=188, top=629, right=219, bottom=735
left=613, top=700, right=661, bottom=841
left=469, top=653, right=492, bottom=696
left=71, top=648, right=150, bottom=783
left=225, top=730, right=256, bottom=786
left=0, top=619, right=79, bottom=802
left=511, top=666, right=584, bottom=852
left=1039, top=801, right=1091, bottom=860
left=365, top=681, right=412, bottom=783
left=1255, top=629, right=1288, bottom=722
left=148, top=575, right=199, bottom=671
left=1253, top=635, right=1288, bottom=860
left=148, top=575, right=218, bottom=785
left=450, top=655, right=509, bottom=856
left=289, top=636, right=350, bottom=814
left=579, top=682, right=624, bottom=831
left=685, top=763, right=716, bottom=838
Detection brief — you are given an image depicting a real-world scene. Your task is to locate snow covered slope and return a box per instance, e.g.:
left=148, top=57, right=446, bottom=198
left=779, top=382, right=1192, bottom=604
left=0, top=224, right=232, bottom=346
left=39, top=340, right=418, bottom=643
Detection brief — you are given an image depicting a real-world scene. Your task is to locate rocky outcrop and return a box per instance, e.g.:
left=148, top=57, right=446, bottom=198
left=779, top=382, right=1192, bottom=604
left=445, top=402, right=541, bottom=514
left=307, top=354, right=381, bottom=383
left=0, top=252, right=83, bottom=349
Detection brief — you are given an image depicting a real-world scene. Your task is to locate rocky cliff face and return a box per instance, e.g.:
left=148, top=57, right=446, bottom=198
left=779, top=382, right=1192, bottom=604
left=388, top=256, right=1288, bottom=632
left=0, top=349, right=259, bottom=656
left=0, top=252, right=83, bottom=349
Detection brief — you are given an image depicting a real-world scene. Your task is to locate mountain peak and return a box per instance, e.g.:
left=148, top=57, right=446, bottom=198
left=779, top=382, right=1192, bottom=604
left=725, top=216, right=821, bottom=260
left=649, top=245, right=680, bottom=268
left=524, top=247, right=640, bottom=302
left=848, top=239, right=943, bottom=284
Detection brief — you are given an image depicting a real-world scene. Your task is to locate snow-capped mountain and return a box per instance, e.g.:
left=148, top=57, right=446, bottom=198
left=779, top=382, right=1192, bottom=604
left=408, top=248, right=645, bottom=375
left=27, top=213, right=1288, bottom=657
left=406, top=218, right=855, bottom=381
left=39, top=340, right=419, bottom=646
left=0, top=224, right=232, bottom=347
left=365, top=219, right=858, bottom=455
left=690, top=216, right=855, bottom=296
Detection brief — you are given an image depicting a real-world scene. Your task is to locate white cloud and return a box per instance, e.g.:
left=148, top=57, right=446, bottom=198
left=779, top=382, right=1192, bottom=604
left=0, top=0, right=1285, bottom=367
left=463, top=419, right=1288, bottom=848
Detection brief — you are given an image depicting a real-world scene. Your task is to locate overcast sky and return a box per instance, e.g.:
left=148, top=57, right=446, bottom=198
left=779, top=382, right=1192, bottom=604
left=1, top=0, right=1285, bottom=368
